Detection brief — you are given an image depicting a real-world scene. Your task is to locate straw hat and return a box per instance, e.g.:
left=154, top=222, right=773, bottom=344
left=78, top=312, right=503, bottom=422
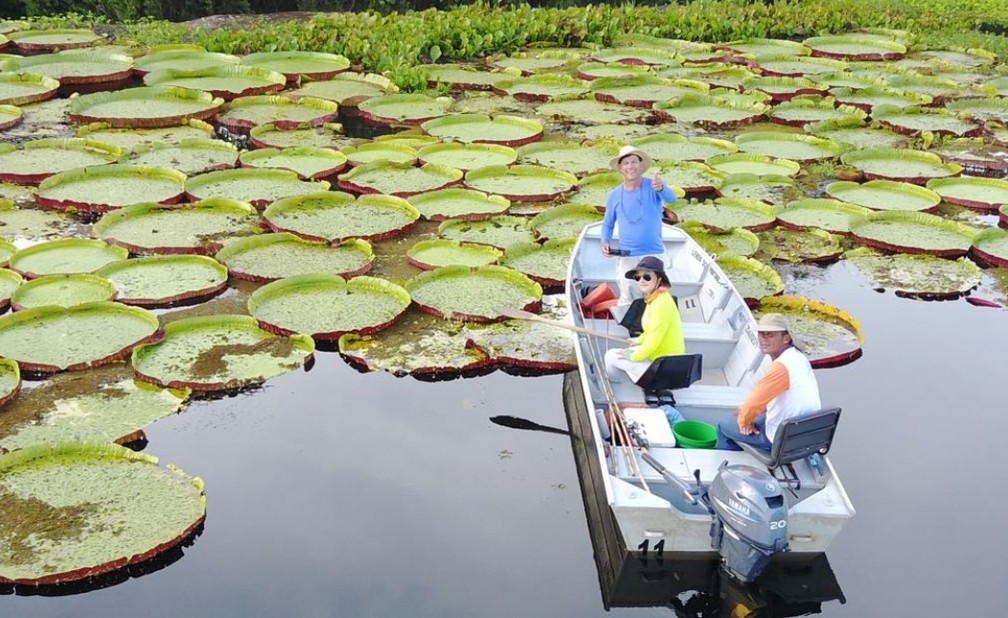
left=609, top=145, right=653, bottom=172
left=756, top=313, right=805, bottom=352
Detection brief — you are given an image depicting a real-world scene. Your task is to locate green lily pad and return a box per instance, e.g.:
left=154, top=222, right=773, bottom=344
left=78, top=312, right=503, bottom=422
left=0, top=237, right=13, bottom=266
left=802, top=34, right=906, bottom=61
left=339, top=141, right=417, bottom=168
left=7, top=28, right=103, bottom=53
left=885, top=74, right=969, bottom=102
left=925, top=177, right=1008, bottom=211
left=421, top=113, right=544, bottom=147
left=133, top=48, right=240, bottom=75
left=338, top=321, right=493, bottom=379
left=464, top=164, right=577, bottom=201
left=126, top=139, right=239, bottom=177
left=241, top=50, right=350, bottom=81
left=500, top=238, right=574, bottom=288
left=416, top=142, right=517, bottom=171
left=741, top=76, right=827, bottom=102
left=36, top=165, right=186, bottom=214
left=0, top=357, right=18, bottom=408
left=565, top=171, right=622, bottom=209
left=814, top=71, right=887, bottom=90
left=720, top=38, right=811, bottom=58
left=462, top=319, right=576, bottom=374
left=576, top=61, right=653, bottom=81
left=496, top=73, right=589, bottom=102
left=755, top=227, right=843, bottom=263
left=407, top=239, right=503, bottom=270
left=215, top=95, right=339, bottom=135
left=216, top=232, right=373, bottom=282
left=767, top=98, right=867, bottom=127
left=68, top=86, right=225, bottom=129
left=9, top=238, right=128, bottom=278
left=0, top=104, right=23, bottom=131
left=185, top=168, right=330, bottom=209
left=239, top=146, right=347, bottom=180
left=945, top=97, right=1008, bottom=124
left=565, top=123, right=656, bottom=143
left=247, top=121, right=354, bottom=150
left=590, top=46, right=679, bottom=66
left=678, top=221, right=759, bottom=257
left=489, top=50, right=582, bottom=74
left=590, top=75, right=707, bottom=108
left=406, top=264, right=541, bottom=322
left=249, top=274, right=410, bottom=340
left=734, top=130, right=846, bottom=161
left=407, top=188, right=510, bottom=222
left=806, top=120, right=906, bottom=150
left=337, top=161, right=462, bottom=197
left=633, top=133, right=738, bottom=163
left=529, top=203, right=603, bottom=240
left=263, top=192, right=419, bottom=243
left=775, top=198, right=870, bottom=233
left=421, top=63, right=510, bottom=91
left=374, top=130, right=439, bottom=150
left=970, top=228, right=1008, bottom=268
left=0, top=366, right=188, bottom=451
left=0, top=202, right=69, bottom=246
left=143, top=65, right=286, bottom=101
left=0, top=301, right=159, bottom=374
left=0, top=72, right=60, bottom=106
left=651, top=160, right=727, bottom=195
left=840, top=148, right=963, bottom=184
left=849, top=210, right=978, bottom=256
left=845, top=246, right=982, bottom=299
left=535, top=98, right=654, bottom=125
left=669, top=197, right=776, bottom=232
left=11, top=51, right=133, bottom=87
left=95, top=255, right=228, bottom=307
left=0, top=442, right=205, bottom=585
left=753, top=54, right=849, bottom=76
left=10, top=273, right=116, bottom=310
left=710, top=173, right=801, bottom=205
left=92, top=199, right=260, bottom=255
left=872, top=105, right=982, bottom=137
left=0, top=269, right=23, bottom=310
left=828, top=86, right=932, bottom=114
left=358, top=93, right=454, bottom=127
left=705, top=152, right=800, bottom=177
left=438, top=215, right=536, bottom=250
left=450, top=91, right=528, bottom=117
left=76, top=119, right=215, bottom=151
left=287, top=71, right=397, bottom=106
left=655, top=94, right=768, bottom=129
left=755, top=295, right=864, bottom=368
left=714, top=254, right=783, bottom=304
left=516, top=139, right=615, bottom=177
left=825, top=179, right=941, bottom=212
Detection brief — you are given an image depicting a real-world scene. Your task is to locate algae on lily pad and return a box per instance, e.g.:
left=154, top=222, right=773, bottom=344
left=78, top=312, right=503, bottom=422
left=668, top=197, right=776, bottom=232
left=263, top=192, right=420, bottom=243
left=407, top=239, right=503, bottom=270
left=438, top=216, right=537, bottom=250
left=925, top=177, right=1008, bottom=212
left=9, top=238, right=128, bottom=278
left=715, top=254, right=784, bottom=304
left=500, top=238, right=574, bottom=288
left=755, top=228, right=844, bottom=263
left=95, top=255, right=228, bottom=307
left=10, top=273, right=116, bottom=310
left=529, top=204, right=604, bottom=240
left=463, top=318, right=576, bottom=374
left=126, top=139, right=239, bottom=177
left=249, top=274, right=411, bottom=340
left=0, top=442, right=205, bottom=585
left=338, top=321, right=493, bottom=379
left=825, top=179, right=941, bottom=212
left=849, top=210, right=977, bottom=257
left=845, top=246, right=981, bottom=299
left=216, top=233, right=374, bottom=282
left=131, top=314, right=314, bottom=391
left=185, top=168, right=330, bottom=209
left=37, top=165, right=187, bottom=214
left=406, top=264, right=541, bottom=322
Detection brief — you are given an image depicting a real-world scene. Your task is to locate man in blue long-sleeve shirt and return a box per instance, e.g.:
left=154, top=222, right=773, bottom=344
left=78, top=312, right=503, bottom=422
left=601, top=145, right=679, bottom=305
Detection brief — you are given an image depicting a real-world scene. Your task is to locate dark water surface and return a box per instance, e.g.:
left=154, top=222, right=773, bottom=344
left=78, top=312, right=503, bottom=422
left=3, top=261, right=1005, bottom=617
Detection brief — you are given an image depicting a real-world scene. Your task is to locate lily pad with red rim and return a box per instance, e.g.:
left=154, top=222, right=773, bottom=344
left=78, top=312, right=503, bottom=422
left=944, top=97, right=1008, bottom=124
left=0, top=269, right=23, bottom=310
left=495, top=73, right=589, bottom=102
left=500, top=237, right=574, bottom=289
left=849, top=210, right=978, bottom=256
left=576, top=61, right=653, bottom=81
left=416, top=142, right=517, bottom=171
left=0, top=202, right=69, bottom=245
left=263, top=192, right=420, bottom=243
left=590, top=75, right=708, bottom=108
left=0, top=104, right=23, bottom=131
left=0, top=442, right=205, bottom=586
left=529, top=204, right=603, bottom=240
left=825, top=179, right=941, bottom=212
left=130, top=314, right=314, bottom=391
left=463, top=318, right=576, bottom=374
left=0, top=301, right=159, bottom=374
left=338, top=321, right=493, bottom=379
left=775, top=198, right=870, bottom=233
left=705, top=152, right=800, bottom=177
left=668, top=197, right=776, bottom=231
left=767, top=98, right=867, bottom=127
left=678, top=221, right=759, bottom=257
left=719, top=38, right=811, bottom=59
left=216, top=233, right=373, bottom=282
left=0, top=238, right=13, bottom=266
left=37, top=165, right=186, bottom=214
left=68, top=86, right=225, bottom=129
left=10, top=273, right=116, bottom=310
left=925, top=177, right=1008, bottom=211
left=0, top=72, right=59, bottom=106
left=0, top=138, right=122, bottom=185
left=464, top=164, right=577, bottom=202
left=740, top=76, right=827, bottom=102
left=339, top=142, right=417, bottom=167
left=755, top=227, right=844, bottom=263
left=565, top=171, right=622, bottom=209
left=827, top=86, right=931, bottom=114
left=11, top=51, right=133, bottom=88
left=239, top=146, right=347, bottom=180
left=590, top=46, right=680, bottom=66
left=143, top=65, right=286, bottom=100
left=95, top=255, right=228, bottom=307
left=535, top=98, right=655, bottom=125
left=970, top=228, right=1008, bottom=268
left=421, top=64, right=509, bottom=91
left=750, top=54, right=848, bottom=77
left=651, top=160, right=726, bottom=195
left=489, top=50, right=582, bottom=74
left=248, top=274, right=411, bottom=340
left=407, top=239, right=502, bottom=270
left=214, top=95, right=339, bottom=135
left=7, top=29, right=103, bottom=54
left=247, top=121, right=353, bottom=150
left=802, top=34, right=906, bottom=61
left=634, top=133, right=738, bottom=163
left=655, top=94, right=767, bottom=129
left=407, top=188, right=509, bottom=222
left=421, top=113, right=544, bottom=147
left=714, top=254, right=783, bottom=305
left=806, top=119, right=906, bottom=150
left=405, top=264, right=541, bottom=322
left=76, top=119, right=215, bottom=150
left=516, top=140, right=615, bottom=177
left=0, top=357, right=18, bottom=408
left=337, top=161, right=462, bottom=198
left=755, top=295, right=864, bottom=368
left=374, top=130, right=439, bottom=150
left=91, top=199, right=261, bottom=255
left=133, top=48, right=240, bottom=76
left=9, top=238, right=128, bottom=278
left=185, top=168, right=330, bottom=209
left=839, top=148, right=963, bottom=184
left=126, top=139, right=238, bottom=177
left=288, top=71, right=397, bottom=107
left=241, top=50, right=350, bottom=81
left=872, top=105, right=982, bottom=138
left=845, top=246, right=982, bottom=299
left=357, top=93, right=454, bottom=127
left=438, top=216, right=537, bottom=250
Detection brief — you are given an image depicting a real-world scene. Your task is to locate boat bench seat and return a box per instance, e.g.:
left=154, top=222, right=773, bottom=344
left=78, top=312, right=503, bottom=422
left=581, top=318, right=738, bottom=368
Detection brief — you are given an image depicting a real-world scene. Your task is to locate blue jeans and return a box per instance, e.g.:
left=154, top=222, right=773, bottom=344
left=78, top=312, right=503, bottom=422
left=716, top=415, right=771, bottom=451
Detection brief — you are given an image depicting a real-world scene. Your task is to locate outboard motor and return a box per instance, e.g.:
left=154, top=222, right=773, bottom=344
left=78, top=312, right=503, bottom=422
left=707, top=463, right=789, bottom=583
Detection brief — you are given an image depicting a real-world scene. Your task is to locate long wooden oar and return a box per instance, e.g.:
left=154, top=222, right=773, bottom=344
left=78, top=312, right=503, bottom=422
left=495, top=307, right=632, bottom=344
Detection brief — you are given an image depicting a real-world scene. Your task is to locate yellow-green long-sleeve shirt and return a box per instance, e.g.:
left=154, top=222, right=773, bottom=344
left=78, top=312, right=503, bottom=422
left=629, top=290, right=685, bottom=362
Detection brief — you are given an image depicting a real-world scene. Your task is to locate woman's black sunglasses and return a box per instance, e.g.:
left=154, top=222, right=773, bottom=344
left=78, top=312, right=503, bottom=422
left=633, top=272, right=654, bottom=282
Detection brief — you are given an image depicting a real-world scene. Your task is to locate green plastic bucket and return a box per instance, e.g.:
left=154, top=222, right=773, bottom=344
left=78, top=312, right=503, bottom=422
left=673, top=420, right=718, bottom=449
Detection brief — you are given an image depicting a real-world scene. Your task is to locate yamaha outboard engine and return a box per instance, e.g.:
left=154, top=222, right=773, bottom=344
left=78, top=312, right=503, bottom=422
left=707, top=463, right=789, bottom=583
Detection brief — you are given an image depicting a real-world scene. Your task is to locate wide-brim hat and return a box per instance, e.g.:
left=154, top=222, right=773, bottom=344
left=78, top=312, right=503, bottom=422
left=624, top=255, right=670, bottom=286
left=756, top=313, right=805, bottom=352
left=610, top=145, right=653, bottom=172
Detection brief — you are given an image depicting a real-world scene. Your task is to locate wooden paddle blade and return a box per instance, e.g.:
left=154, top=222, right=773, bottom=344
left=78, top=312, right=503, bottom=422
left=493, top=306, right=537, bottom=319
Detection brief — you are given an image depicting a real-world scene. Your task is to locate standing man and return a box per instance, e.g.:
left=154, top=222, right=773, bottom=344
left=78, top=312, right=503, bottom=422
left=715, top=313, right=821, bottom=451
left=601, top=145, right=679, bottom=305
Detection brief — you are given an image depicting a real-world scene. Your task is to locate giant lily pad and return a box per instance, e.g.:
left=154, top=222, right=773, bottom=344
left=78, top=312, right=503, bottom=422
left=535, top=98, right=654, bottom=125
left=239, top=146, right=347, bottom=180
left=0, top=202, right=69, bottom=246
left=802, top=34, right=906, bottom=61
left=566, top=172, right=622, bottom=209
left=944, top=97, right=1008, bottom=124
left=357, top=93, right=453, bottom=127
left=185, top=168, right=330, bottom=209
left=651, top=160, right=726, bottom=195
left=215, top=95, right=339, bottom=135
left=242, top=50, right=350, bottom=81
left=740, top=76, right=827, bottom=102
left=0, top=72, right=59, bottom=106
left=872, top=105, right=982, bottom=137
left=707, top=173, right=800, bottom=205
left=925, top=177, right=1008, bottom=211
left=633, top=133, right=738, bottom=163
left=0, top=104, right=23, bottom=130
left=143, top=65, right=286, bottom=100
left=247, top=121, right=353, bottom=150
left=678, top=221, right=759, bottom=257
left=131, top=314, right=314, bottom=391
left=0, top=357, right=17, bottom=408
left=755, top=295, right=864, bottom=368
left=248, top=274, right=410, bottom=340
left=10, top=273, right=116, bottom=310
left=828, top=86, right=931, bottom=114
left=339, top=142, right=417, bottom=167
left=489, top=50, right=582, bottom=74
left=126, top=139, right=238, bottom=177
left=755, top=228, right=844, bottom=263
left=421, top=113, right=544, bottom=147
left=0, top=238, right=13, bottom=266
left=529, top=204, right=603, bottom=240
left=463, top=319, right=576, bottom=374
left=720, top=38, right=811, bottom=58
left=971, top=228, right=1008, bottom=268
left=840, top=148, right=962, bottom=184
left=516, top=139, right=614, bottom=177
left=0, top=442, right=205, bottom=585
left=825, top=179, right=941, bottom=212
left=7, top=28, right=103, bottom=54
left=68, top=87, right=225, bottom=129
left=500, top=238, right=574, bottom=288
left=407, top=188, right=510, bottom=222
left=287, top=71, right=397, bottom=107
left=0, top=365, right=188, bottom=450
left=669, top=197, right=776, bottom=231
left=590, top=46, right=679, bottom=66
left=0, top=269, right=23, bottom=310
left=705, top=153, right=800, bottom=177
left=76, top=119, right=215, bottom=151
left=337, top=161, right=462, bottom=197
left=752, top=54, right=848, bottom=76
left=37, top=165, right=186, bottom=214
left=734, top=131, right=846, bottom=161
left=216, top=232, right=372, bottom=282
left=95, top=255, right=228, bottom=307
left=464, top=164, right=577, bottom=202
left=338, top=321, right=493, bottom=379
left=884, top=74, right=969, bottom=103
left=806, top=119, right=906, bottom=150
left=421, top=64, right=509, bottom=91
left=768, top=98, right=866, bottom=127
left=0, top=138, right=121, bottom=185
left=11, top=51, right=133, bottom=88
left=406, top=264, right=541, bottom=322
left=0, top=301, right=159, bottom=373
left=263, top=192, right=419, bottom=243
left=845, top=246, right=982, bottom=299
left=655, top=94, right=767, bottom=129
left=438, top=216, right=536, bottom=249
left=849, top=210, right=978, bottom=256
left=715, top=254, right=784, bottom=304
left=590, top=75, right=707, bottom=108
left=576, top=61, right=653, bottom=81
left=133, top=48, right=240, bottom=75
left=416, top=142, right=517, bottom=172
left=92, top=199, right=260, bottom=255
left=775, top=198, right=870, bottom=233
left=9, top=239, right=127, bottom=278
left=496, top=73, right=589, bottom=102
left=407, top=239, right=502, bottom=270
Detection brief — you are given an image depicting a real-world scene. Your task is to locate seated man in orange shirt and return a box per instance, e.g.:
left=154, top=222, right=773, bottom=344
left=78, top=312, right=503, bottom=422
left=715, top=313, right=821, bottom=451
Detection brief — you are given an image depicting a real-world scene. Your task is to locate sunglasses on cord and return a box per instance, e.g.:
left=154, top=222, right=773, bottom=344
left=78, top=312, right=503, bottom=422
left=632, top=272, right=654, bottom=282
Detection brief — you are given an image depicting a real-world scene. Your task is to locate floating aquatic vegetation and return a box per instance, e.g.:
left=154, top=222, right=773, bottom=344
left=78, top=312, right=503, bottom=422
left=10, top=273, right=116, bottom=310
left=516, top=139, right=615, bottom=177
left=247, top=121, right=354, bottom=150
left=849, top=210, right=977, bottom=257
left=0, top=72, right=59, bottom=106
left=338, top=320, right=493, bottom=380
left=215, top=95, right=339, bottom=134
left=634, top=133, right=738, bottom=163
left=133, top=48, right=240, bottom=76
left=9, top=238, right=127, bottom=278
left=775, top=198, right=870, bottom=234
left=872, top=105, right=982, bottom=138
left=124, top=139, right=238, bottom=177
left=839, top=148, right=963, bottom=184
left=11, top=51, right=133, bottom=89
left=755, top=228, right=844, bottom=263
left=241, top=50, right=351, bottom=81
left=801, top=34, right=906, bottom=61
left=239, top=146, right=347, bottom=180
left=655, top=93, right=767, bottom=129
left=535, top=98, right=654, bottom=125
left=717, top=173, right=799, bottom=206
left=185, top=168, right=330, bottom=209
left=0, top=357, right=19, bottom=408
left=463, top=318, right=576, bottom=374
left=263, top=192, right=419, bottom=243
left=734, top=131, right=846, bottom=161
left=844, top=246, right=981, bottom=299
left=416, top=142, right=517, bottom=171
left=407, top=188, right=510, bottom=221
left=496, top=73, right=589, bottom=102
left=679, top=221, right=759, bottom=257
left=438, top=215, right=537, bottom=250
left=406, top=264, right=541, bottom=322
left=215, top=233, right=373, bottom=282
left=68, top=86, right=225, bottom=129
left=407, top=238, right=503, bottom=270
left=420, top=63, right=510, bottom=91
left=715, top=254, right=784, bottom=304
left=529, top=203, right=604, bottom=240
left=36, top=165, right=186, bottom=214
left=705, top=152, right=800, bottom=177
left=0, top=104, right=24, bottom=131
left=651, top=160, right=726, bottom=195
left=143, top=65, right=286, bottom=101
left=95, top=255, right=228, bottom=307
left=500, top=238, right=574, bottom=288
left=825, top=179, right=940, bottom=212
left=0, top=269, right=23, bottom=310
left=358, top=93, right=453, bottom=126
left=925, top=177, right=1008, bottom=212
left=421, top=113, right=544, bottom=146
left=590, top=75, right=707, bottom=108
left=287, top=71, right=397, bottom=108
left=464, top=164, right=576, bottom=202
left=76, top=119, right=215, bottom=151
left=338, top=161, right=462, bottom=197
left=339, top=141, right=417, bottom=167
left=668, top=197, right=776, bottom=232
left=970, top=228, right=1008, bottom=268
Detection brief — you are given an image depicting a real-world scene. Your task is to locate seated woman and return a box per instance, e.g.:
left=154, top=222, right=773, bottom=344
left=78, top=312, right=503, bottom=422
left=604, top=256, right=685, bottom=384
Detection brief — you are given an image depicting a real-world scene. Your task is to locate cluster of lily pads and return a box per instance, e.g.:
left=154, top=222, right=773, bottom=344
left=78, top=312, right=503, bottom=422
left=1, top=23, right=1007, bottom=588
